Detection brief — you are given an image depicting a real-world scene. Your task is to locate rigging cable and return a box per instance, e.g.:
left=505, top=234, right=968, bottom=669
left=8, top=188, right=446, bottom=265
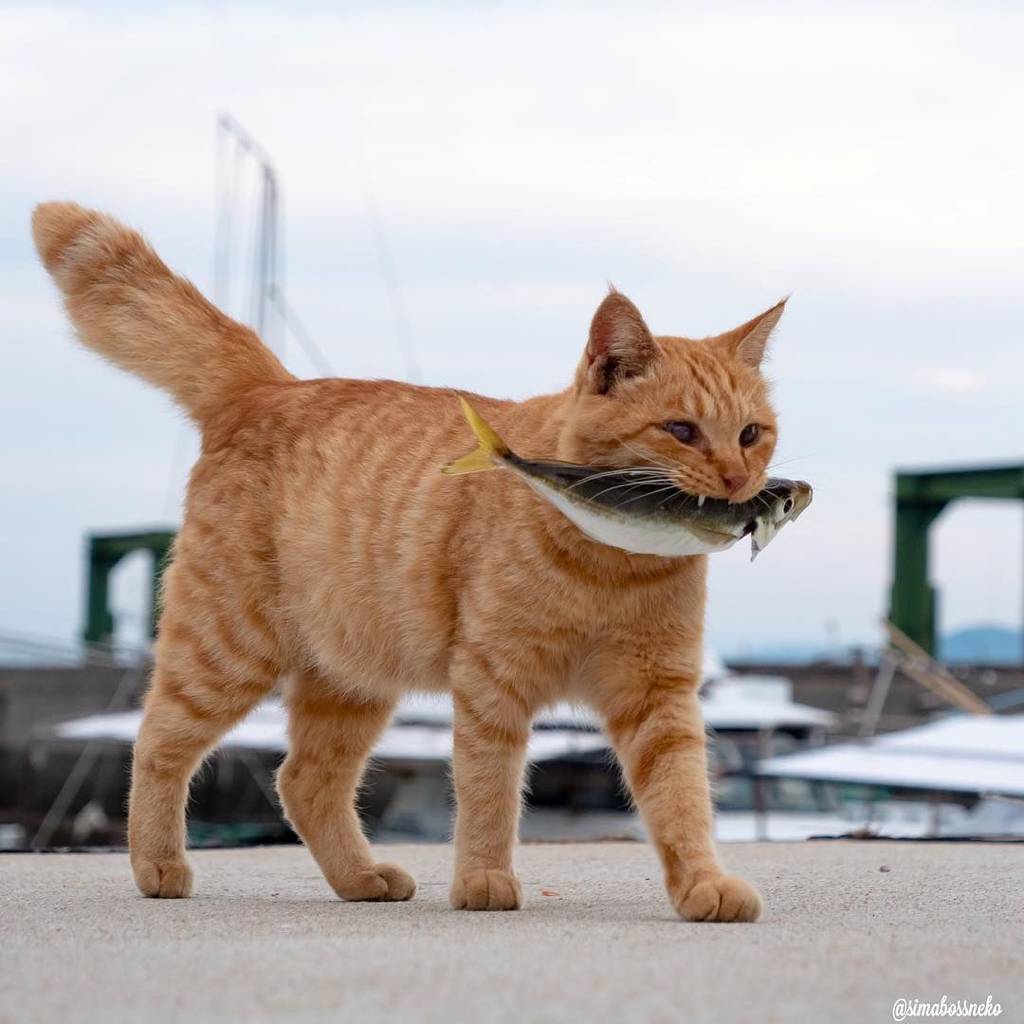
left=354, top=146, right=422, bottom=383
left=270, top=284, right=335, bottom=378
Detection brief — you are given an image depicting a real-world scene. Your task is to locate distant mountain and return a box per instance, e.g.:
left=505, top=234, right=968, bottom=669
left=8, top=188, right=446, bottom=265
left=723, top=625, right=1023, bottom=667
left=941, top=626, right=1023, bottom=665
left=722, top=642, right=831, bottom=665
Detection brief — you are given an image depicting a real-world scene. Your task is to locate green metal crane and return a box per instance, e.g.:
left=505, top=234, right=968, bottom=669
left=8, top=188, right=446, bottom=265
left=83, top=530, right=176, bottom=645
left=889, top=463, right=1024, bottom=655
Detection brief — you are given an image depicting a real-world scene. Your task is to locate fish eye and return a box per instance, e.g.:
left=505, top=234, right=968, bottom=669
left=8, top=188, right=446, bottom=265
left=664, top=421, right=699, bottom=445
left=739, top=423, right=760, bottom=447
left=783, top=498, right=794, bottom=514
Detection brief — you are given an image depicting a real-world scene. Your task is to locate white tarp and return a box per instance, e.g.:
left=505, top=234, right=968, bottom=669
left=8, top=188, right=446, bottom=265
left=52, top=702, right=608, bottom=764
left=399, top=676, right=835, bottom=732
left=756, top=715, right=1024, bottom=798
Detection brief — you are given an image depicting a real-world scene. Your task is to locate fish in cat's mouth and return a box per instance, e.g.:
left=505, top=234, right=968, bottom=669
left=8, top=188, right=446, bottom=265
left=441, top=396, right=812, bottom=561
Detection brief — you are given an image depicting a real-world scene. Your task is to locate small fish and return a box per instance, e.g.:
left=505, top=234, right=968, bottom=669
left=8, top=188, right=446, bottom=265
left=442, top=396, right=812, bottom=561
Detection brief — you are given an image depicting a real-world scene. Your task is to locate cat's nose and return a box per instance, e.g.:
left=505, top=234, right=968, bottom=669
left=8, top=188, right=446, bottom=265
left=722, top=473, right=749, bottom=495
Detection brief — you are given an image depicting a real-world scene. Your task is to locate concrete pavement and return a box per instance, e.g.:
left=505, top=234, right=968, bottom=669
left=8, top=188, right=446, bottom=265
left=2, top=841, right=1021, bottom=1023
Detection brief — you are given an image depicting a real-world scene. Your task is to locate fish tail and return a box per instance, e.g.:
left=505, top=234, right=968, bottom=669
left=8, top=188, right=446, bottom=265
left=441, top=395, right=510, bottom=475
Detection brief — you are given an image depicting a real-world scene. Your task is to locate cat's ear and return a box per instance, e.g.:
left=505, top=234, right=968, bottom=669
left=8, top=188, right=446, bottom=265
left=715, top=298, right=787, bottom=369
left=579, top=289, right=658, bottom=395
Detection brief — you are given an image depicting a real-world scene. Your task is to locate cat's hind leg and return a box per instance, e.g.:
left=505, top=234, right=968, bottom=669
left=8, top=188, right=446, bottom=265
left=128, top=611, right=279, bottom=898
left=277, top=675, right=415, bottom=902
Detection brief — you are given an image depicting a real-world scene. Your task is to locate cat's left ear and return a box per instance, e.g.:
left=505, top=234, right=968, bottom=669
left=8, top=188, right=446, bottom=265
left=578, top=289, right=658, bottom=395
left=714, top=297, right=787, bottom=369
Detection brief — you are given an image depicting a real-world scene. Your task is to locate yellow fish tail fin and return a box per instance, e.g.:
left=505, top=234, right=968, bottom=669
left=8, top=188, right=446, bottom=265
left=441, top=395, right=510, bottom=475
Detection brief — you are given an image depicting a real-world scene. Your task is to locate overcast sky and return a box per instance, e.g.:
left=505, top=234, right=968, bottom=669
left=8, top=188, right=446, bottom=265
left=1, top=1, right=1021, bottom=658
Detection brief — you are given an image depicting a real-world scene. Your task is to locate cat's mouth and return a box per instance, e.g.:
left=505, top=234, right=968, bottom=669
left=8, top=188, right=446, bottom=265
left=667, top=467, right=769, bottom=506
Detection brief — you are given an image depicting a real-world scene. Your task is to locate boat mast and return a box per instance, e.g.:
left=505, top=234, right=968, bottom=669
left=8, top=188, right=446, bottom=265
left=214, top=113, right=282, bottom=356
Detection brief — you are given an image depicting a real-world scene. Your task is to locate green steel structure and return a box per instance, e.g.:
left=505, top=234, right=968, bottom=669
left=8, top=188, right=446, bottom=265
left=889, top=463, right=1024, bottom=655
left=84, top=530, right=177, bottom=644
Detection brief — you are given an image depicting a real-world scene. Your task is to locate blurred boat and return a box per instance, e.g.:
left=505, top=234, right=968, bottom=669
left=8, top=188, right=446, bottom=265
left=52, top=697, right=611, bottom=766
left=50, top=667, right=836, bottom=765
left=754, top=714, right=1024, bottom=838
left=756, top=714, right=1024, bottom=798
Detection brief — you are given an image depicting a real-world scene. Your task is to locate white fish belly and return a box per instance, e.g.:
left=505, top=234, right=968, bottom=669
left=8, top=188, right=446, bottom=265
left=528, top=478, right=739, bottom=557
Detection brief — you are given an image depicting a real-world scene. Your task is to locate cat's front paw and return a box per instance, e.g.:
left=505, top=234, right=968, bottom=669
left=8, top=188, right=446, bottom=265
left=332, top=862, right=416, bottom=902
left=449, top=868, right=522, bottom=911
left=671, top=873, right=762, bottom=922
left=132, top=855, right=194, bottom=898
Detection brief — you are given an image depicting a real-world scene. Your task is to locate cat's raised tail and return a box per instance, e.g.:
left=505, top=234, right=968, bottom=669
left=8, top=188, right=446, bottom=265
left=31, top=201, right=293, bottom=424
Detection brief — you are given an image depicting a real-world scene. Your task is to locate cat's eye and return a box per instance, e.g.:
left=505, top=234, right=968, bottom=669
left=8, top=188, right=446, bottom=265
left=664, top=421, right=699, bottom=445
left=739, top=424, right=760, bottom=447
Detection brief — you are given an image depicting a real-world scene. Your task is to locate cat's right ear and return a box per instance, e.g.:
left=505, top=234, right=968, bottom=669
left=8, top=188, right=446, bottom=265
left=577, top=289, right=658, bottom=396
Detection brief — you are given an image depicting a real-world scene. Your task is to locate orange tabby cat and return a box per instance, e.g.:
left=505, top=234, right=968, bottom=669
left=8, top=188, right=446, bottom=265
left=33, top=201, right=785, bottom=922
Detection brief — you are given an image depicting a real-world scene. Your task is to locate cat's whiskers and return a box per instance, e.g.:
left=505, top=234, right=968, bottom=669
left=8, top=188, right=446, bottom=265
left=613, top=483, right=683, bottom=510
left=565, top=467, right=670, bottom=492
left=672, top=469, right=719, bottom=500
left=766, top=455, right=813, bottom=472
left=657, top=487, right=694, bottom=510
left=565, top=476, right=670, bottom=500
left=585, top=475, right=676, bottom=504
left=611, top=434, right=677, bottom=474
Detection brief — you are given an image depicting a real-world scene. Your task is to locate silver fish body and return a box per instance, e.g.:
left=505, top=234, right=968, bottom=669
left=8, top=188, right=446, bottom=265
left=505, top=455, right=812, bottom=559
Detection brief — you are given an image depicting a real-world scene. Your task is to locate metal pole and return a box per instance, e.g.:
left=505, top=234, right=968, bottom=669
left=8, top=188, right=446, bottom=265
left=215, top=114, right=280, bottom=349
left=860, top=655, right=897, bottom=738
